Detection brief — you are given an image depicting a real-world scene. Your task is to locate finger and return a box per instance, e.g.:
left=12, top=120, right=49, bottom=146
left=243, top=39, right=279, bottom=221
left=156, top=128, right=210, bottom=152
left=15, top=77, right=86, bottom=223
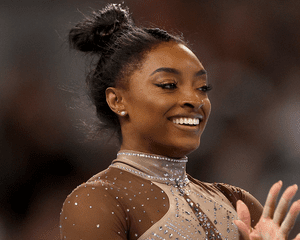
left=281, top=199, right=300, bottom=235
left=233, top=220, right=250, bottom=240
left=236, top=200, right=251, bottom=229
left=273, top=184, right=298, bottom=225
left=250, top=233, right=262, bottom=240
left=262, top=180, right=283, bottom=218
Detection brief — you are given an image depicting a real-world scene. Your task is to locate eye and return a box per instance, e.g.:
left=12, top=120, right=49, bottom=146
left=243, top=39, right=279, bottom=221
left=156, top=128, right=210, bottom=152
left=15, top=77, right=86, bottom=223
left=198, top=84, right=212, bottom=92
left=155, top=82, right=178, bottom=89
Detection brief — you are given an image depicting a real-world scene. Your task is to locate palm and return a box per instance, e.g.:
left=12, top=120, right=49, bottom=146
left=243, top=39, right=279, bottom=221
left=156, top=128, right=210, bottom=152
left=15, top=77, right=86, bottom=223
left=234, top=181, right=300, bottom=240
left=251, top=217, right=287, bottom=240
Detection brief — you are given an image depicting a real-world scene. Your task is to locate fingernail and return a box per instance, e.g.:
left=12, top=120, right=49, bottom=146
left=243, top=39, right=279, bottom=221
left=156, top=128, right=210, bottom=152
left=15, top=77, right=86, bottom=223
left=278, top=180, right=283, bottom=185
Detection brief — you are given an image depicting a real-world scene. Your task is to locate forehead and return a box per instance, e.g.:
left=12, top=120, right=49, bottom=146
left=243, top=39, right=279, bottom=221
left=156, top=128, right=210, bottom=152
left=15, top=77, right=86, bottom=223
left=139, top=42, right=204, bottom=73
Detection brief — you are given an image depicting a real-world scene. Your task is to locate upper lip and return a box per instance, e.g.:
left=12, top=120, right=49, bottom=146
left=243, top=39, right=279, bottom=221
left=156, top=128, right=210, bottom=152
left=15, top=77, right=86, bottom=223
left=168, top=114, right=204, bottom=121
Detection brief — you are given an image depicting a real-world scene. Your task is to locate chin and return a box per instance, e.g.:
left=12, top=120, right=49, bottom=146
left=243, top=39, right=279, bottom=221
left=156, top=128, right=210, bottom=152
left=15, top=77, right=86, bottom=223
left=167, top=139, right=201, bottom=158
left=181, top=142, right=200, bottom=155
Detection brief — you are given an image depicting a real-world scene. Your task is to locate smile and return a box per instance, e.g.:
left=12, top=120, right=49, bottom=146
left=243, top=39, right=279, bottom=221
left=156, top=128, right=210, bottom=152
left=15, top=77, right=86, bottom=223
left=172, top=117, right=201, bottom=126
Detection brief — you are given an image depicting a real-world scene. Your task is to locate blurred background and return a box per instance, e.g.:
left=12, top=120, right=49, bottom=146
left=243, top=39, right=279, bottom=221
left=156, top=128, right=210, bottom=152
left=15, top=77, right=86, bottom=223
left=1, top=0, right=300, bottom=239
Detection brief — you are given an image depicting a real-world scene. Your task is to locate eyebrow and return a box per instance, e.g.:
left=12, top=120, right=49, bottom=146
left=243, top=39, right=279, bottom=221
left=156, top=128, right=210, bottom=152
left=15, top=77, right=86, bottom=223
left=195, top=69, right=207, bottom=76
left=150, top=67, right=180, bottom=76
left=150, top=67, right=207, bottom=77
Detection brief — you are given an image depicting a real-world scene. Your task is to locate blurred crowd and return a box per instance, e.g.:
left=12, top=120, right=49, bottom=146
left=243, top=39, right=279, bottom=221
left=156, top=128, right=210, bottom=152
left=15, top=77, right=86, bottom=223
left=0, top=0, right=299, bottom=239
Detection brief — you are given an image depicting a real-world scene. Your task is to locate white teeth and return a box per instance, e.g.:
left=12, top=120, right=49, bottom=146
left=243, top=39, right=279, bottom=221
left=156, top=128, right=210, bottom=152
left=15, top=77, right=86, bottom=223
left=172, top=117, right=201, bottom=125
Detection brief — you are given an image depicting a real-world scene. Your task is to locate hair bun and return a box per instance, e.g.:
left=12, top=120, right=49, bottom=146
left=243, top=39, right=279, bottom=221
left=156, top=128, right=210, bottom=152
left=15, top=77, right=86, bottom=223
left=69, top=4, right=133, bottom=53
left=144, top=28, right=171, bottom=40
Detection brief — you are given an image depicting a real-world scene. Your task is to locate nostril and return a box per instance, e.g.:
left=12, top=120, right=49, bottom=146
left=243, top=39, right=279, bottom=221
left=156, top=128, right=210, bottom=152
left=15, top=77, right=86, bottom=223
left=183, top=102, right=195, bottom=108
left=183, top=102, right=203, bottom=109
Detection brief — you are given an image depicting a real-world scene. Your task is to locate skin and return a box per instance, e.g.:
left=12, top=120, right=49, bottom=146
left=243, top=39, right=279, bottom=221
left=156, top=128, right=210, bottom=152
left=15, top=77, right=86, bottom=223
left=235, top=181, right=300, bottom=240
left=106, top=41, right=300, bottom=239
left=107, top=41, right=211, bottom=158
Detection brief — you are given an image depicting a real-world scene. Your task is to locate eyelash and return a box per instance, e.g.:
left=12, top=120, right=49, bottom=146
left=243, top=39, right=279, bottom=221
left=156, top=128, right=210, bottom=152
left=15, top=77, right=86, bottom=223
left=155, top=83, right=213, bottom=92
left=198, top=84, right=213, bottom=92
left=155, top=83, right=178, bottom=89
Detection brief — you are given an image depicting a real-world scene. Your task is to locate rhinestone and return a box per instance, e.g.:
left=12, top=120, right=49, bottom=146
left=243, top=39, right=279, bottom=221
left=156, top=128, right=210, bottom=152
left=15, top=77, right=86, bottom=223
left=61, top=151, right=243, bottom=239
left=117, top=151, right=188, bottom=162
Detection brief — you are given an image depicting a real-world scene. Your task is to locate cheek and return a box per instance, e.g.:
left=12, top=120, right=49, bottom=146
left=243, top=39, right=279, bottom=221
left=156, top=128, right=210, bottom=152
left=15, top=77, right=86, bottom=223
left=204, top=98, right=212, bottom=117
left=128, top=93, right=171, bottom=125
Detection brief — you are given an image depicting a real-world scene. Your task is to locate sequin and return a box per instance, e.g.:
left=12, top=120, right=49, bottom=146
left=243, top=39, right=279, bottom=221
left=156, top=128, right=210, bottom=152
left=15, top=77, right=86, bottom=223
left=60, top=150, right=263, bottom=239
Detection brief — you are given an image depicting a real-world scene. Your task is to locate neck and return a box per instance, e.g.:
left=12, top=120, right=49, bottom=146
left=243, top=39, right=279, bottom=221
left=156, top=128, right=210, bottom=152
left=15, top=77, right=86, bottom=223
left=119, top=142, right=191, bottom=159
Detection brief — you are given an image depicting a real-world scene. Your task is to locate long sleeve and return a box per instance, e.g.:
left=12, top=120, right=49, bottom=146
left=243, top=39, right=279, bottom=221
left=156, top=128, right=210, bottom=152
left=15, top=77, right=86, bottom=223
left=60, top=160, right=264, bottom=239
left=60, top=181, right=128, bottom=239
left=59, top=166, right=170, bottom=240
left=213, top=182, right=263, bottom=228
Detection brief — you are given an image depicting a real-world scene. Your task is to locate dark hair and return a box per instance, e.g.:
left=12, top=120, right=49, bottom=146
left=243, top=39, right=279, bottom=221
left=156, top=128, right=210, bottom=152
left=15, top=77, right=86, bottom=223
left=69, top=3, right=186, bottom=141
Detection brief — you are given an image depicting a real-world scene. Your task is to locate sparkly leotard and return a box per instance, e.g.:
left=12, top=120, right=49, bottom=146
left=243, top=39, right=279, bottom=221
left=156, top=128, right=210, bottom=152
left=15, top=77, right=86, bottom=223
left=60, top=150, right=263, bottom=239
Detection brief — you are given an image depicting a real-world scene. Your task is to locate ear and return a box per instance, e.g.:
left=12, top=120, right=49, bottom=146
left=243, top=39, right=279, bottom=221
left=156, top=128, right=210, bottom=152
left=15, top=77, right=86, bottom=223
left=106, top=87, right=126, bottom=116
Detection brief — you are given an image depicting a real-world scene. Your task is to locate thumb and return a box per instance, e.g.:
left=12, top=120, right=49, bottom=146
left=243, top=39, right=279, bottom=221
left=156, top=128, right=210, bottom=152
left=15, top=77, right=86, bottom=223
left=234, top=220, right=250, bottom=240
left=237, top=200, right=251, bottom=229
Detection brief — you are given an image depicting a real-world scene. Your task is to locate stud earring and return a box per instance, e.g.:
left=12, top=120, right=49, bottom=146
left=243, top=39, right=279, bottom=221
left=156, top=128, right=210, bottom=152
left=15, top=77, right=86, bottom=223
left=120, top=111, right=127, bottom=116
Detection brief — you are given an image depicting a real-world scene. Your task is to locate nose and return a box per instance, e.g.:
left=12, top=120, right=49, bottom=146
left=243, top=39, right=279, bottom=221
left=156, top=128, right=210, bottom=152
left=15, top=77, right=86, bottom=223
left=180, top=100, right=203, bottom=110
left=178, top=86, right=207, bottom=110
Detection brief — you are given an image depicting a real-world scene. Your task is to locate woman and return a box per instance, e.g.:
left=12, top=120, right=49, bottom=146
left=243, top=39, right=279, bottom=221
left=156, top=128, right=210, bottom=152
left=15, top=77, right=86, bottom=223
left=60, top=4, right=300, bottom=240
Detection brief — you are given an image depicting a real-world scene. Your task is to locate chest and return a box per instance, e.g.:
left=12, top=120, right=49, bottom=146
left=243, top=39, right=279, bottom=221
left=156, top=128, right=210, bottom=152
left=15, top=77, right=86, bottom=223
left=129, top=182, right=240, bottom=240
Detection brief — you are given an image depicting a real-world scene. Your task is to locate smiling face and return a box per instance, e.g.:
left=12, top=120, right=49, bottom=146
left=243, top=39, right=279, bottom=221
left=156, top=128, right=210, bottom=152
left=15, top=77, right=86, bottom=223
left=119, top=42, right=211, bottom=158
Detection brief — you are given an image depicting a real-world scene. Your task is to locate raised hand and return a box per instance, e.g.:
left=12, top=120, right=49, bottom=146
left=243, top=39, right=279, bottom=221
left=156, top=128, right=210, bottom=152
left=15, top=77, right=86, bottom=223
left=234, top=181, right=300, bottom=240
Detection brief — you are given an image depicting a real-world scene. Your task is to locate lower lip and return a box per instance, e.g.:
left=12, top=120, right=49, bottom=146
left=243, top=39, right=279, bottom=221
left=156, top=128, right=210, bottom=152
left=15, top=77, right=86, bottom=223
left=171, top=121, right=201, bottom=132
